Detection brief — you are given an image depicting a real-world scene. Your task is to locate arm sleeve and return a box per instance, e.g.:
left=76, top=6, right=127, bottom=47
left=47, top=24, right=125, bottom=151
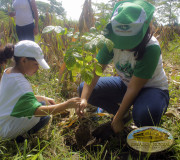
left=10, top=92, right=42, bottom=119
left=134, top=45, right=161, bottom=79
left=96, top=44, right=114, bottom=64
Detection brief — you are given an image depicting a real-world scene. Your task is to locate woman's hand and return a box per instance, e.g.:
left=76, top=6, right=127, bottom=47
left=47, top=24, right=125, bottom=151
left=66, top=97, right=81, bottom=109
left=111, top=76, right=148, bottom=134
left=76, top=99, right=88, bottom=117
left=111, top=117, right=124, bottom=134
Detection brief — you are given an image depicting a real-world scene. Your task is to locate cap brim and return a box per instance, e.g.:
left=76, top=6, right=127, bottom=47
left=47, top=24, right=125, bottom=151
left=105, top=0, right=155, bottom=49
left=105, top=23, right=144, bottom=49
left=36, top=59, right=50, bottom=69
left=105, top=15, right=152, bottom=50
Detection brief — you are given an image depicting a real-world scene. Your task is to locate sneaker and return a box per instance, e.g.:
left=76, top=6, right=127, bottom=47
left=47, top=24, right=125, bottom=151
left=96, top=107, right=104, bottom=113
left=90, top=107, right=104, bottom=121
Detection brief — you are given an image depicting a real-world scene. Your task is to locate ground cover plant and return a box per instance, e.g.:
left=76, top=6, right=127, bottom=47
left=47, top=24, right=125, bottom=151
left=0, top=1, right=180, bottom=159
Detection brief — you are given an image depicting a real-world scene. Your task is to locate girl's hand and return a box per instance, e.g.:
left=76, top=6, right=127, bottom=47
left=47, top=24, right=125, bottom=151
left=36, top=95, right=55, bottom=105
left=76, top=99, right=87, bottom=117
left=66, top=97, right=81, bottom=109
left=111, top=117, right=124, bottom=134
left=45, top=97, right=56, bottom=105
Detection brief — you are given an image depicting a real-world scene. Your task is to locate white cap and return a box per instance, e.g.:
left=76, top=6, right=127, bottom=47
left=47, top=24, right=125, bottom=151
left=14, top=40, right=50, bottom=69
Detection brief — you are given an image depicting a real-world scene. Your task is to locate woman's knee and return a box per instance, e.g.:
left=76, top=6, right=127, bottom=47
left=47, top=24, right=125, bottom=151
left=132, top=88, right=169, bottom=127
left=132, top=105, right=163, bottom=127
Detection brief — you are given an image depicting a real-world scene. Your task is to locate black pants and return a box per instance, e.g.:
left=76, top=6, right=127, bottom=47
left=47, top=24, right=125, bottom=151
left=16, top=23, right=34, bottom=41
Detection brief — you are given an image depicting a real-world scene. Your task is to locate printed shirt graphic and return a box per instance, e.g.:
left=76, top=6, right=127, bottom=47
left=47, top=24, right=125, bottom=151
left=96, top=36, right=168, bottom=90
left=0, top=70, right=41, bottom=139
left=114, top=50, right=136, bottom=84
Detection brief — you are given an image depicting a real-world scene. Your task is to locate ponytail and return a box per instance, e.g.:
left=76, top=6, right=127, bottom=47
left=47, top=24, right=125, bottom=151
left=0, top=44, right=14, bottom=65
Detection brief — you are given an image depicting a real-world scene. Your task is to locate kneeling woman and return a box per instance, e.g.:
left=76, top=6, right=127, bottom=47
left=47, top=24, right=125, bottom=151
left=78, top=0, right=169, bottom=134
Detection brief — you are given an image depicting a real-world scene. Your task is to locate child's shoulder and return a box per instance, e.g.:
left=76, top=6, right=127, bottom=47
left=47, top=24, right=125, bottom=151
left=15, top=75, right=33, bottom=93
left=146, top=36, right=160, bottom=48
left=3, top=72, right=33, bottom=94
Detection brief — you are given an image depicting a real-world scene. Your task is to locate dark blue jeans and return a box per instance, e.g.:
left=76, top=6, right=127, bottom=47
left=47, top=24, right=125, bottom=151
left=15, top=102, right=50, bottom=142
left=27, top=116, right=51, bottom=135
left=28, top=101, right=50, bottom=134
left=78, top=77, right=169, bottom=127
left=16, top=22, right=34, bottom=41
left=16, top=112, right=50, bottom=142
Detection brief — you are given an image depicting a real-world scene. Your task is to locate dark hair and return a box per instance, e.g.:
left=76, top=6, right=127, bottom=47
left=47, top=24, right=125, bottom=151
left=26, top=57, right=36, bottom=61
left=0, top=44, right=14, bottom=65
left=132, top=26, right=153, bottom=60
left=13, top=57, right=36, bottom=64
left=0, top=44, right=36, bottom=65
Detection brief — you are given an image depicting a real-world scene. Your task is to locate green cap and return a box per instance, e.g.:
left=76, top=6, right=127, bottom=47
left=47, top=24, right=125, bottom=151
left=104, top=0, right=155, bottom=49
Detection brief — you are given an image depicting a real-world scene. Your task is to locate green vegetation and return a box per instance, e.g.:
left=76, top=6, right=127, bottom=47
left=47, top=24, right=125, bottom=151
left=0, top=0, right=180, bottom=159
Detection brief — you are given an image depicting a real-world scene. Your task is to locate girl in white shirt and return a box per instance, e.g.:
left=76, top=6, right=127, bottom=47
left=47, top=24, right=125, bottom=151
left=0, top=40, right=81, bottom=141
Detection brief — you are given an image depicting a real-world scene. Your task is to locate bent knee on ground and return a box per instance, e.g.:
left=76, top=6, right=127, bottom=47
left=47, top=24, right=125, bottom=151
left=132, top=105, right=163, bottom=127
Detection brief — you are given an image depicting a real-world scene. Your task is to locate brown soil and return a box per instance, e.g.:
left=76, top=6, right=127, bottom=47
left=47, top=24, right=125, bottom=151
left=62, top=109, right=175, bottom=160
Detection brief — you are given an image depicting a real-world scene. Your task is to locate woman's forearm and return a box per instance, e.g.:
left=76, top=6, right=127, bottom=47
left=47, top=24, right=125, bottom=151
left=81, top=74, right=100, bottom=100
left=81, top=64, right=107, bottom=100
left=114, top=87, right=139, bottom=120
left=34, top=101, right=68, bottom=116
left=114, top=76, right=148, bottom=121
left=34, top=97, right=81, bottom=116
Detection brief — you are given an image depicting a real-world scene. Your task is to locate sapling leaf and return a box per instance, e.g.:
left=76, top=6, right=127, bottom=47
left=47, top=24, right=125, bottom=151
left=73, top=32, right=80, bottom=39
left=54, top=26, right=63, bottom=34
left=67, top=32, right=73, bottom=37
left=81, top=69, right=94, bottom=85
left=85, top=55, right=93, bottom=62
left=97, top=39, right=105, bottom=50
left=73, top=52, right=83, bottom=60
left=64, top=55, right=76, bottom=70
left=95, top=63, right=103, bottom=76
left=90, top=27, right=97, bottom=33
left=105, top=39, right=114, bottom=52
left=42, top=26, right=55, bottom=33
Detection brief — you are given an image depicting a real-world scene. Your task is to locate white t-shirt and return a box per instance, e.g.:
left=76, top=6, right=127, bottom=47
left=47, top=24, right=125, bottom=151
left=13, top=0, right=34, bottom=26
left=97, top=36, right=168, bottom=90
left=0, top=69, right=41, bottom=139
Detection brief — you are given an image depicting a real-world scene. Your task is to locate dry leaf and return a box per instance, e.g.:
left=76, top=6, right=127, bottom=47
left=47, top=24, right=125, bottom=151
left=165, top=108, right=180, bottom=121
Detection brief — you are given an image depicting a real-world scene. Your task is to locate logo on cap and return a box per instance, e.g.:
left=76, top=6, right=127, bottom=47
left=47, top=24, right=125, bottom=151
left=116, top=25, right=130, bottom=31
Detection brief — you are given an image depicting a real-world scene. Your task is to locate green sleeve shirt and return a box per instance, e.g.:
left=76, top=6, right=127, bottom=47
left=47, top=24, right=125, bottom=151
left=11, top=92, right=42, bottom=118
left=134, top=45, right=161, bottom=79
left=96, top=44, right=114, bottom=64
left=96, top=36, right=168, bottom=90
